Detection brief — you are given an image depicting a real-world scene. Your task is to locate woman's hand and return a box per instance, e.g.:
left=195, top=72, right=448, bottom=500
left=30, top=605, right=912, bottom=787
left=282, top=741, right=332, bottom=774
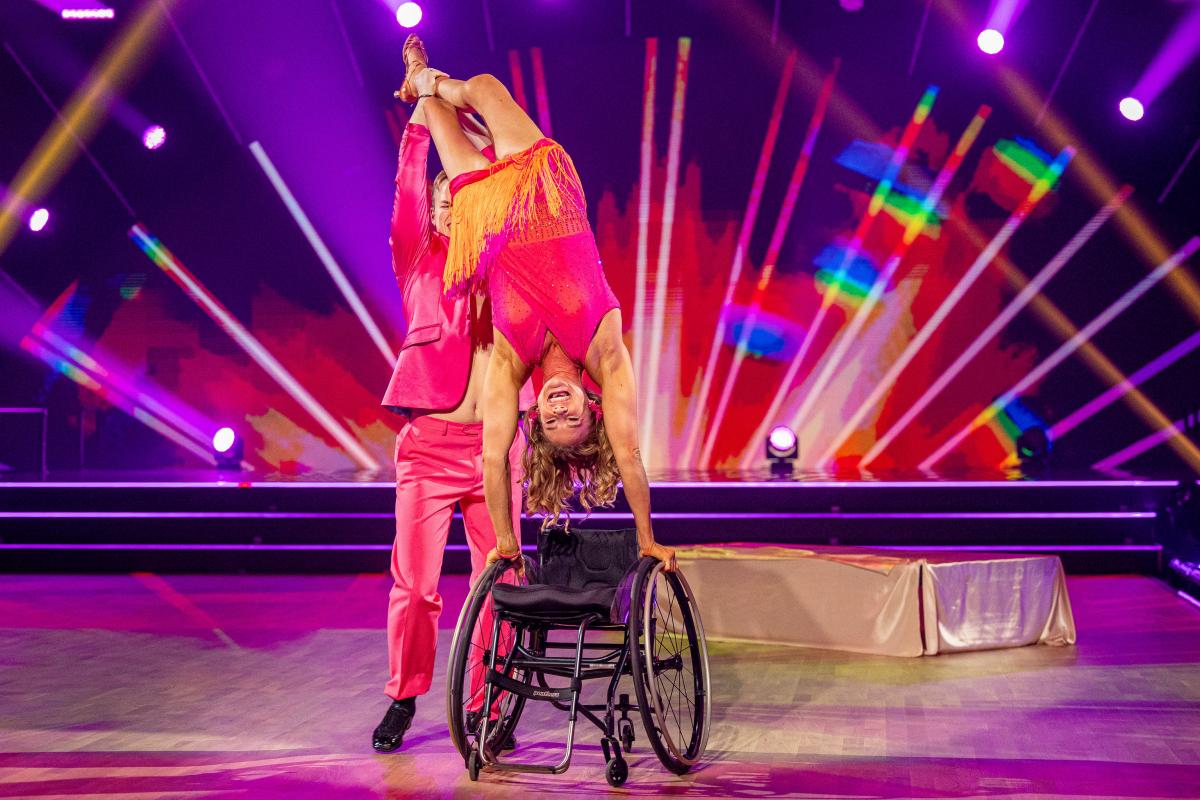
left=641, top=542, right=677, bottom=572
left=485, top=546, right=525, bottom=578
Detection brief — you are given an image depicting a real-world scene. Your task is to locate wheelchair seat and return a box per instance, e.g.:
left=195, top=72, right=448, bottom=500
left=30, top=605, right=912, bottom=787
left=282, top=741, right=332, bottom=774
left=491, top=582, right=615, bottom=617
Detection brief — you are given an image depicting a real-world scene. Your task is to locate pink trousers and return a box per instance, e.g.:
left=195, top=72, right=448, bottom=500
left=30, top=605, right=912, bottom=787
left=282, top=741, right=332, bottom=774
left=385, top=414, right=522, bottom=701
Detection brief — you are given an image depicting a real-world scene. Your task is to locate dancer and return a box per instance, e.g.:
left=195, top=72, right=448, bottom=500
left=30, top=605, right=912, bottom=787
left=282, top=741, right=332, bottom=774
left=372, top=97, right=525, bottom=753
left=401, top=38, right=676, bottom=572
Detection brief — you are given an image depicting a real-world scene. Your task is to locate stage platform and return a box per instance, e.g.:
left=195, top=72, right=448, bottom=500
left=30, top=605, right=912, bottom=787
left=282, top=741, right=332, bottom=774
left=1, top=571, right=1197, bottom=798
left=0, top=469, right=1175, bottom=574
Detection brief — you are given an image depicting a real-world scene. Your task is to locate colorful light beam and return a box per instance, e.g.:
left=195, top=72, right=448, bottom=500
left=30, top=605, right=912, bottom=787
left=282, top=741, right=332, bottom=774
left=791, top=105, right=991, bottom=449
left=249, top=141, right=396, bottom=370
left=823, top=145, right=1074, bottom=468
left=740, top=85, right=939, bottom=468
left=529, top=47, right=553, bottom=138
left=640, top=37, right=690, bottom=456
left=681, top=49, right=798, bottom=467
left=631, top=38, right=657, bottom=416
left=129, top=224, right=381, bottom=471
left=855, top=184, right=1130, bottom=469
left=922, top=236, right=1200, bottom=471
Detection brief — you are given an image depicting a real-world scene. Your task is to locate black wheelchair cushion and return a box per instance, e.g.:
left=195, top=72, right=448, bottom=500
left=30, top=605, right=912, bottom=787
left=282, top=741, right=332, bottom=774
left=491, top=582, right=616, bottom=617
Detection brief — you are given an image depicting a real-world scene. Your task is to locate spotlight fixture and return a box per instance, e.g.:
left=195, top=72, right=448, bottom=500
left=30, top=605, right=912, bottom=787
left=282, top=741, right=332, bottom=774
left=142, top=124, right=167, bottom=150
left=1119, top=97, right=1145, bottom=122
left=212, top=426, right=244, bottom=470
left=977, top=28, right=1005, bottom=55
left=61, top=8, right=115, bottom=20
left=766, top=425, right=798, bottom=476
left=29, top=208, right=50, bottom=233
left=395, top=2, right=422, bottom=28
left=1016, top=425, right=1052, bottom=470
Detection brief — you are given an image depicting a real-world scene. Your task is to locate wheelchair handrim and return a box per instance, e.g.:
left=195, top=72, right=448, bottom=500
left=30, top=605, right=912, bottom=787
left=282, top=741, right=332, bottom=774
left=640, top=563, right=711, bottom=766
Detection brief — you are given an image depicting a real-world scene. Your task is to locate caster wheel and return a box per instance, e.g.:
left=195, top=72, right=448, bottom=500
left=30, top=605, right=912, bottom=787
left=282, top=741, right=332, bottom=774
left=605, top=756, right=629, bottom=788
left=619, top=720, right=635, bottom=753
left=467, top=749, right=480, bottom=781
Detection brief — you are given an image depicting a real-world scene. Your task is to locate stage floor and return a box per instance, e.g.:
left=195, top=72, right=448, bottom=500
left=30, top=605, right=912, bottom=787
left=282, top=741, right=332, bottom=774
left=2, top=573, right=1199, bottom=798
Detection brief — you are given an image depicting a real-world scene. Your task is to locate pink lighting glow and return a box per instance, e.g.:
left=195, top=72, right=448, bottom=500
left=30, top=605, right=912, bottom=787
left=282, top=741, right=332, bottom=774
left=395, top=2, right=422, bottom=28
left=977, top=29, right=1005, bottom=54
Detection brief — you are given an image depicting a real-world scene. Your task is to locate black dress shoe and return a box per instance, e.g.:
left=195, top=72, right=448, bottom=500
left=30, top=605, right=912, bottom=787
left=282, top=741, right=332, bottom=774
left=372, top=698, right=415, bottom=752
left=465, top=710, right=517, bottom=751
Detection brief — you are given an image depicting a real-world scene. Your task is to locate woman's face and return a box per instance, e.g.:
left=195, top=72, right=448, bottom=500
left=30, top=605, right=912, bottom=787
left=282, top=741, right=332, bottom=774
left=431, top=176, right=451, bottom=236
left=537, top=376, right=592, bottom=447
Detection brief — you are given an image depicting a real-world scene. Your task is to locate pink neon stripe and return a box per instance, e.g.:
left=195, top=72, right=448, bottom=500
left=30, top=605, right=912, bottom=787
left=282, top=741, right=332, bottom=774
left=507, top=50, right=528, bottom=113
left=529, top=47, right=552, bottom=137
left=681, top=50, right=798, bottom=466
left=705, top=61, right=840, bottom=468
left=631, top=38, right=657, bottom=411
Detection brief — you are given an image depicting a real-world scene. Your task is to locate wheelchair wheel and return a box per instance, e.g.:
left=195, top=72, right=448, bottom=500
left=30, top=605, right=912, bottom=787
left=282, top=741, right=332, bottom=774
left=446, top=557, right=532, bottom=763
left=628, top=559, right=711, bottom=774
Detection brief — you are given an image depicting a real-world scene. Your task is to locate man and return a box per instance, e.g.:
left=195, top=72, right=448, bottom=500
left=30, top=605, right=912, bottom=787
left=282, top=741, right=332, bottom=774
left=372, top=98, right=526, bottom=752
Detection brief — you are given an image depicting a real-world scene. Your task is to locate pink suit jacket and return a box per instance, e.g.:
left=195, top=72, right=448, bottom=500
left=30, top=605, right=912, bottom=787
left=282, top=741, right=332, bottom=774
left=381, top=123, right=532, bottom=413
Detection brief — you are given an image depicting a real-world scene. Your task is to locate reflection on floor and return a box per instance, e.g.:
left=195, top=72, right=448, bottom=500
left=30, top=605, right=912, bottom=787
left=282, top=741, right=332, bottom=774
left=1, top=573, right=1198, bottom=798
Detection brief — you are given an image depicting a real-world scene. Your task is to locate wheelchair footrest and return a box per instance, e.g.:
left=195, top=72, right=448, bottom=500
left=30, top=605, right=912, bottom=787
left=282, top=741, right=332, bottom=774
left=486, top=669, right=581, bottom=703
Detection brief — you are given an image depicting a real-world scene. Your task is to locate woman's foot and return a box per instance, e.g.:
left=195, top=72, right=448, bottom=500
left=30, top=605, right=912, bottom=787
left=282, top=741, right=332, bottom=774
left=397, top=33, right=430, bottom=103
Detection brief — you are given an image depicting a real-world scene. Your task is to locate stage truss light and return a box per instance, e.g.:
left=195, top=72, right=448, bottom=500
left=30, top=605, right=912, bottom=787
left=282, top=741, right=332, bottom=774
left=61, top=8, right=115, bottom=20
left=766, top=425, right=798, bottom=475
left=29, top=208, right=50, bottom=232
left=142, top=125, right=166, bottom=150
left=1119, top=97, right=1145, bottom=122
left=1016, top=425, right=1051, bottom=469
left=212, top=426, right=244, bottom=470
left=977, top=29, right=1005, bottom=54
left=395, top=2, right=422, bottom=28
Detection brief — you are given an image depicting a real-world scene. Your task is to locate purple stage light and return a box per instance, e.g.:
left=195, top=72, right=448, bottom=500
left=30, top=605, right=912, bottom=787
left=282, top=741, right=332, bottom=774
left=29, top=208, right=50, bottom=232
left=768, top=425, right=798, bottom=453
left=212, top=427, right=236, bottom=453
left=395, top=2, right=422, bottom=28
left=61, top=8, right=115, bottom=20
left=1119, top=97, right=1145, bottom=121
left=142, top=125, right=166, bottom=150
left=977, top=29, right=1005, bottom=55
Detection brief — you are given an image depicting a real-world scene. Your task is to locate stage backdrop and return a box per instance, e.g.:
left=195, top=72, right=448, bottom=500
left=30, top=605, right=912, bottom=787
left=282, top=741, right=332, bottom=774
left=1, top=0, right=1197, bottom=476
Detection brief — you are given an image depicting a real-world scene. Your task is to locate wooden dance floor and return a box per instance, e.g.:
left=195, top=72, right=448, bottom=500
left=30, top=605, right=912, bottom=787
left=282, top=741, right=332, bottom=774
left=1, top=572, right=1199, bottom=799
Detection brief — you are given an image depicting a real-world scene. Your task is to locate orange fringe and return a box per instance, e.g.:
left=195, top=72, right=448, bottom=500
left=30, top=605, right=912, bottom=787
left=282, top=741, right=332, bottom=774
left=443, top=140, right=585, bottom=294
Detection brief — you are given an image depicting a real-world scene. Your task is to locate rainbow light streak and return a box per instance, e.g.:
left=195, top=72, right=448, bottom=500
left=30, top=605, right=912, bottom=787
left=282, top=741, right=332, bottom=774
left=922, top=235, right=1200, bottom=471
left=1094, top=417, right=1188, bottom=473
left=736, top=85, right=938, bottom=468
left=681, top=49, right=797, bottom=466
left=507, top=50, right=529, bottom=113
left=631, top=38, right=657, bottom=417
left=529, top=47, right=553, bottom=138
left=129, top=224, right=381, bottom=471
left=707, top=62, right=840, bottom=469
left=1127, top=7, right=1200, bottom=111
left=20, top=336, right=215, bottom=465
left=858, top=183, right=1131, bottom=469
left=824, top=146, right=1074, bottom=468
left=794, top=106, right=990, bottom=446
left=640, top=37, right=690, bottom=456
left=249, top=142, right=395, bottom=370
left=1050, top=328, right=1200, bottom=441
left=0, top=0, right=174, bottom=261
left=995, top=138, right=1059, bottom=185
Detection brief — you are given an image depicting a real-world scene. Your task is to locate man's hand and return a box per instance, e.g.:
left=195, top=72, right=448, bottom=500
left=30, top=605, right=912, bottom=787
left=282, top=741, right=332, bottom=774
left=641, top=542, right=677, bottom=572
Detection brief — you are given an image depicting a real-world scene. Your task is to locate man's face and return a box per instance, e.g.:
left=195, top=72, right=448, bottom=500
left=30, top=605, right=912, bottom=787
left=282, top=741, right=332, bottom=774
left=431, top=176, right=451, bottom=236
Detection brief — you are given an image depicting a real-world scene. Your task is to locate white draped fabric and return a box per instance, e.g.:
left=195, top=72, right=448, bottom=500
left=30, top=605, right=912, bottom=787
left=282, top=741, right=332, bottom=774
left=676, top=544, right=1076, bottom=657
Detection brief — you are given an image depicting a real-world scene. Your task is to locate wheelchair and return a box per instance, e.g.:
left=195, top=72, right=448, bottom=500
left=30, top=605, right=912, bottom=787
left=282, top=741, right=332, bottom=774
left=444, top=526, right=710, bottom=787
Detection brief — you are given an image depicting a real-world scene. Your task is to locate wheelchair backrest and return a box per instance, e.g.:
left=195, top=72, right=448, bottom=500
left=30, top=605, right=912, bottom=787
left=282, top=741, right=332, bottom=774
left=536, top=527, right=640, bottom=590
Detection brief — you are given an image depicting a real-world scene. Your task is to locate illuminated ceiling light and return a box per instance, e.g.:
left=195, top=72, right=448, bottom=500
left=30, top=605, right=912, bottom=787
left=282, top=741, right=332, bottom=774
left=1119, top=97, right=1145, bottom=121
left=61, top=9, right=115, bottom=20
left=142, top=124, right=167, bottom=150
left=29, top=208, right=50, bottom=232
left=977, top=28, right=1005, bottom=55
left=395, top=2, right=422, bottom=28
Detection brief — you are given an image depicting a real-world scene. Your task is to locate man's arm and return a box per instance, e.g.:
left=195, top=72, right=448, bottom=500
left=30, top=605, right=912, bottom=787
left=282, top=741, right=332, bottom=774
left=389, top=103, right=433, bottom=284
left=482, top=337, right=528, bottom=560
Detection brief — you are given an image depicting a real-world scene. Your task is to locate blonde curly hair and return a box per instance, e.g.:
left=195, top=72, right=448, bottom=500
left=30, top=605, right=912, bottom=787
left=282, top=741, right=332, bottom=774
left=523, top=390, right=619, bottom=526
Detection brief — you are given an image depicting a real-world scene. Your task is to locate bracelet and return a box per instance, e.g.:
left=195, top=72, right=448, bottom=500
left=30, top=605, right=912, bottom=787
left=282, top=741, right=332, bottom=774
left=496, top=547, right=521, bottom=559
left=418, top=93, right=436, bottom=99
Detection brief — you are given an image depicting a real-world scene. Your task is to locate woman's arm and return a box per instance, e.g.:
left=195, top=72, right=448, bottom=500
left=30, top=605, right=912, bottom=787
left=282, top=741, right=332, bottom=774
left=596, top=335, right=676, bottom=570
left=482, top=333, right=530, bottom=564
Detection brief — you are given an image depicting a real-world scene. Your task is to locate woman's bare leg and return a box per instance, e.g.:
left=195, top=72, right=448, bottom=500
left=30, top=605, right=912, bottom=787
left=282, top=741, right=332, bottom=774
left=419, top=97, right=489, bottom=181
left=433, top=74, right=544, bottom=160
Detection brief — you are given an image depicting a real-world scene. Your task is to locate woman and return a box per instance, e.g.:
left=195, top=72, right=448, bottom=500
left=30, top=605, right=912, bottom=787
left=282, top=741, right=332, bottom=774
left=400, top=36, right=675, bottom=571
